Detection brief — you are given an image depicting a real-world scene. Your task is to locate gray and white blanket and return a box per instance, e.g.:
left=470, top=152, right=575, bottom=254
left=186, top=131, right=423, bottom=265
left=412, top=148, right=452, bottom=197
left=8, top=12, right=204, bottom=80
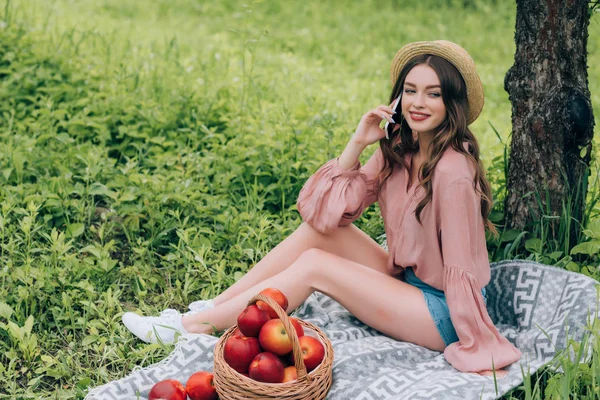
left=86, top=259, right=600, bottom=400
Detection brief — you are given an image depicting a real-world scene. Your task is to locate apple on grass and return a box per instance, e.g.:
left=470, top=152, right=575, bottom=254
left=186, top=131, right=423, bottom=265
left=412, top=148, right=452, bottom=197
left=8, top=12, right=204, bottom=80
left=237, top=305, right=271, bottom=337
left=148, top=379, right=187, bottom=400
left=223, top=335, right=261, bottom=373
left=185, top=371, right=218, bottom=400
left=256, top=288, right=289, bottom=318
left=259, top=319, right=293, bottom=356
left=299, top=335, right=325, bottom=372
left=248, top=352, right=285, bottom=383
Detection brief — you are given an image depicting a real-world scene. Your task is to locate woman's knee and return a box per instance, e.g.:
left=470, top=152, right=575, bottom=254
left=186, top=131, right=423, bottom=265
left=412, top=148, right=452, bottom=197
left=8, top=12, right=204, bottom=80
left=293, top=248, right=331, bottom=278
left=298, top=248, right=348, bottom=286
left=296, top=248, right=327, bottom=264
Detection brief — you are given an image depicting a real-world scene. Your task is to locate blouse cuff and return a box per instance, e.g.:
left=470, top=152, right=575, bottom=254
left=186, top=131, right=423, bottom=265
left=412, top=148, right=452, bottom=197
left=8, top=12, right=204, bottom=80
left=443, top=265, right=522, bottom=372
left=296, top=158, right=368, bottom=234
left=333, top=157, right=362, bottom=178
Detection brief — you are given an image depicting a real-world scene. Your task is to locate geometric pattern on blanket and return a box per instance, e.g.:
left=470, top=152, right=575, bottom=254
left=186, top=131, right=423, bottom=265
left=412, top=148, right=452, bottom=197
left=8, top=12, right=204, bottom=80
left=85, top=259, right=600, bottom=400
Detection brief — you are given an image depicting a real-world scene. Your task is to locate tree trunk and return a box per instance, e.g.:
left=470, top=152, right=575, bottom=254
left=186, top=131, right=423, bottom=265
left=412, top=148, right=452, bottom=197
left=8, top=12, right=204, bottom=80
left=504, top=0, right=595, bottom=251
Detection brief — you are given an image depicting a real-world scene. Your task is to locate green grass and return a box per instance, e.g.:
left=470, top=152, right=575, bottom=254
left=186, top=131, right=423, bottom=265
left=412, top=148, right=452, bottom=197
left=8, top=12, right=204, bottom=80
left=0, top=0, right=600, bottom=398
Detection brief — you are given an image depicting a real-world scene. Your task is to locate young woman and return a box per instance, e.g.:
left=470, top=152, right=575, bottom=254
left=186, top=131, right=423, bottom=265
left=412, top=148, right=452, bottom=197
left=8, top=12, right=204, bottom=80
left=122, top=40, right=522, bottom=376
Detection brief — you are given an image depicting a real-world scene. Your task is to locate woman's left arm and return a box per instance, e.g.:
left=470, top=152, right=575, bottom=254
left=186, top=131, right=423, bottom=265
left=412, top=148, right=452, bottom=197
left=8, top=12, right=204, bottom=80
left=439, top=178, right=522, bottom=374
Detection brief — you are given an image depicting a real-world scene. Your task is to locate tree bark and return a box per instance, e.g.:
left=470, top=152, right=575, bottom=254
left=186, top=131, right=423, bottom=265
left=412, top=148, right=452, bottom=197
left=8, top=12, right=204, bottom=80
left=504, top=0, right=594, bottom=251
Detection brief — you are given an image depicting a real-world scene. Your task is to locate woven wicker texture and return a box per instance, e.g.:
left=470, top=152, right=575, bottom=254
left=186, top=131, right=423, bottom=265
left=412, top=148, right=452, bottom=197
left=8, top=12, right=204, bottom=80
left=213, top=293, right=334, bottom=399
left=389, top=40, right=484, bottom=125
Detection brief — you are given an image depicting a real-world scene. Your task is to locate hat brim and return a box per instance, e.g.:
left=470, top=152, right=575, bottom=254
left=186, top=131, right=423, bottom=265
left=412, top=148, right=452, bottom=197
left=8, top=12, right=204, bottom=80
left=390, top=40, right=484, bottom=125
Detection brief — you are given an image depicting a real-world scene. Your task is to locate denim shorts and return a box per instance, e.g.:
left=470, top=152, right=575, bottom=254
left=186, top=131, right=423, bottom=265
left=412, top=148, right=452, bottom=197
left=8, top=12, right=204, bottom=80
left=404, top=267, right=487, bottom=346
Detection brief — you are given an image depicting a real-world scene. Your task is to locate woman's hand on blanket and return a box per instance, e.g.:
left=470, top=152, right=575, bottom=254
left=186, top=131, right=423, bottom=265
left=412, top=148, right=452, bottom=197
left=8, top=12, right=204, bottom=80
left=476, top=369, right=508, bottom=379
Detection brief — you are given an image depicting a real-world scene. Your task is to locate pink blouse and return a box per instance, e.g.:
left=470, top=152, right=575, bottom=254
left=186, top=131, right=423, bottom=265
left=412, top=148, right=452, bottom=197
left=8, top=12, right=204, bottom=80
left=296, top=142, right=522, bottom=373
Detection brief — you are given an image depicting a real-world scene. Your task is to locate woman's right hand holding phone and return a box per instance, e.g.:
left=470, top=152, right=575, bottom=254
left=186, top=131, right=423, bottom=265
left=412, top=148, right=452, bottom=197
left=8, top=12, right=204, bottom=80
left=337, top=101, right=398, bottom=170
left=351, top=104, right=396, bottom=148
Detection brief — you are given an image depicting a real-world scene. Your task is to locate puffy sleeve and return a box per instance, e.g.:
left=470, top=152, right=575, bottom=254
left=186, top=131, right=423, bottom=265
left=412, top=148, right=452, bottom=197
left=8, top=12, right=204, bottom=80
left=440, top=178, right=522, bottom=372
left=296, top=147, right=383, bottom=234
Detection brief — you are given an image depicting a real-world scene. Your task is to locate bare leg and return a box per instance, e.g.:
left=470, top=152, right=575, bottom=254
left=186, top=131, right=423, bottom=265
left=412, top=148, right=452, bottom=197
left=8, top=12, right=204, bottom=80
left=183, top=248, right=446, bottom=352
left=211, top=222, right=388, bottom=306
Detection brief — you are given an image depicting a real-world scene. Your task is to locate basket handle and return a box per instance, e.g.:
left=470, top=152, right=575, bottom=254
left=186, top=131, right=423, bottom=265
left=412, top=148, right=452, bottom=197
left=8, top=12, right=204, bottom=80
left=248, top=293, right=310, bottom=381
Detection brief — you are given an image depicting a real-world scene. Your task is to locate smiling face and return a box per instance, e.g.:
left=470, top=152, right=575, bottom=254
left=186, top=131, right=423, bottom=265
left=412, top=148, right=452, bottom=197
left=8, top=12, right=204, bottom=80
left=399, top=64, right=447, bottom=136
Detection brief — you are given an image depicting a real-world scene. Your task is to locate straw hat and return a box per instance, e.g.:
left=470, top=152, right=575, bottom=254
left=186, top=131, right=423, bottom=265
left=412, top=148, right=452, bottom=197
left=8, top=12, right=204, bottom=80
left=389, top=40, right=484, bottom=125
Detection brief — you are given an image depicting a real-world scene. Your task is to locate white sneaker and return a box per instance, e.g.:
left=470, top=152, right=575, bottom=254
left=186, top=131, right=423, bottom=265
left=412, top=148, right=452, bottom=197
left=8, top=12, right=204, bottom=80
left=122, top=309, right=187, bottom=344
left=187, top=299, right=215, bottom=313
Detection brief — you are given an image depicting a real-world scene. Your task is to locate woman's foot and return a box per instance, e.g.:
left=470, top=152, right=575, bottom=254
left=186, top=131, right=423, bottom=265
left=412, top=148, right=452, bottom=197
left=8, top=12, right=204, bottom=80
left=122, top=309, right=188, bottom=344
left=122, top=299, right=215, bottom=343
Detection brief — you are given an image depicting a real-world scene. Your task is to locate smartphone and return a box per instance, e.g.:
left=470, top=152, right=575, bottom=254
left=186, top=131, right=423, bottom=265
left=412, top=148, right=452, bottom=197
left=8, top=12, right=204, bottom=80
left=384, top=95, right=402, bottom=139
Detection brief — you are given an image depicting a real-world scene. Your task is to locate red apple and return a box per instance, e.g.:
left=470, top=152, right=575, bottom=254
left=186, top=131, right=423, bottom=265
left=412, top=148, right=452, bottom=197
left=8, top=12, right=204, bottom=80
left=248, top=352, right=285, bottom=383
left=148, top=379, right=186, bottom=400
left=299, top=335, right=325, bottom=372
left=282, top=366, right=298, bottom=383
left=185, top=371, right=217, bottom=400
left=289, top=317, right=304, bottom=338
left=237, top=305, right=271, bottom=337
left=256, top=288, right=289, bottom=318
left=231, top=327, right=244, bottom=338
left=259, top=319, right=293, bottom=356
left=223, top=335, right=261, bottom=373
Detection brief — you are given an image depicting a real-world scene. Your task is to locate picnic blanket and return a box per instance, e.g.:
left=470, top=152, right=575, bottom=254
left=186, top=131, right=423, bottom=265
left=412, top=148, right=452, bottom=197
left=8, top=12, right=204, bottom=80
left=86, top=259, right=600, bottom=399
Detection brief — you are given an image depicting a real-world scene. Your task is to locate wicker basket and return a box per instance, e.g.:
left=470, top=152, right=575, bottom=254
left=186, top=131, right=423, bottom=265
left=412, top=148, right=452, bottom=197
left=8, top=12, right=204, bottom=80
left=213, top=293, right=334, bottom=399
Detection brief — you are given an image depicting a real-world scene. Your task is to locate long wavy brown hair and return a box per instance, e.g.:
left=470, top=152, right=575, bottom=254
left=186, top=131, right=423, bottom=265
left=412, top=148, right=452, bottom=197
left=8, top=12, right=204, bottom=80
left=376, top=54, right=499, bottom=239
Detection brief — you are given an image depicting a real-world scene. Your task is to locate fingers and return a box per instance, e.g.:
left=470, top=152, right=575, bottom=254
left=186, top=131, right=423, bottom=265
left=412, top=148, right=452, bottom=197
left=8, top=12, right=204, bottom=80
left=379, top=112, right=393, bottom=124
left=373, top=105, right=396, bottom=124
left=377, top=104, right=396, bottom=115
left=368, top=110, right=392, bottom=124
